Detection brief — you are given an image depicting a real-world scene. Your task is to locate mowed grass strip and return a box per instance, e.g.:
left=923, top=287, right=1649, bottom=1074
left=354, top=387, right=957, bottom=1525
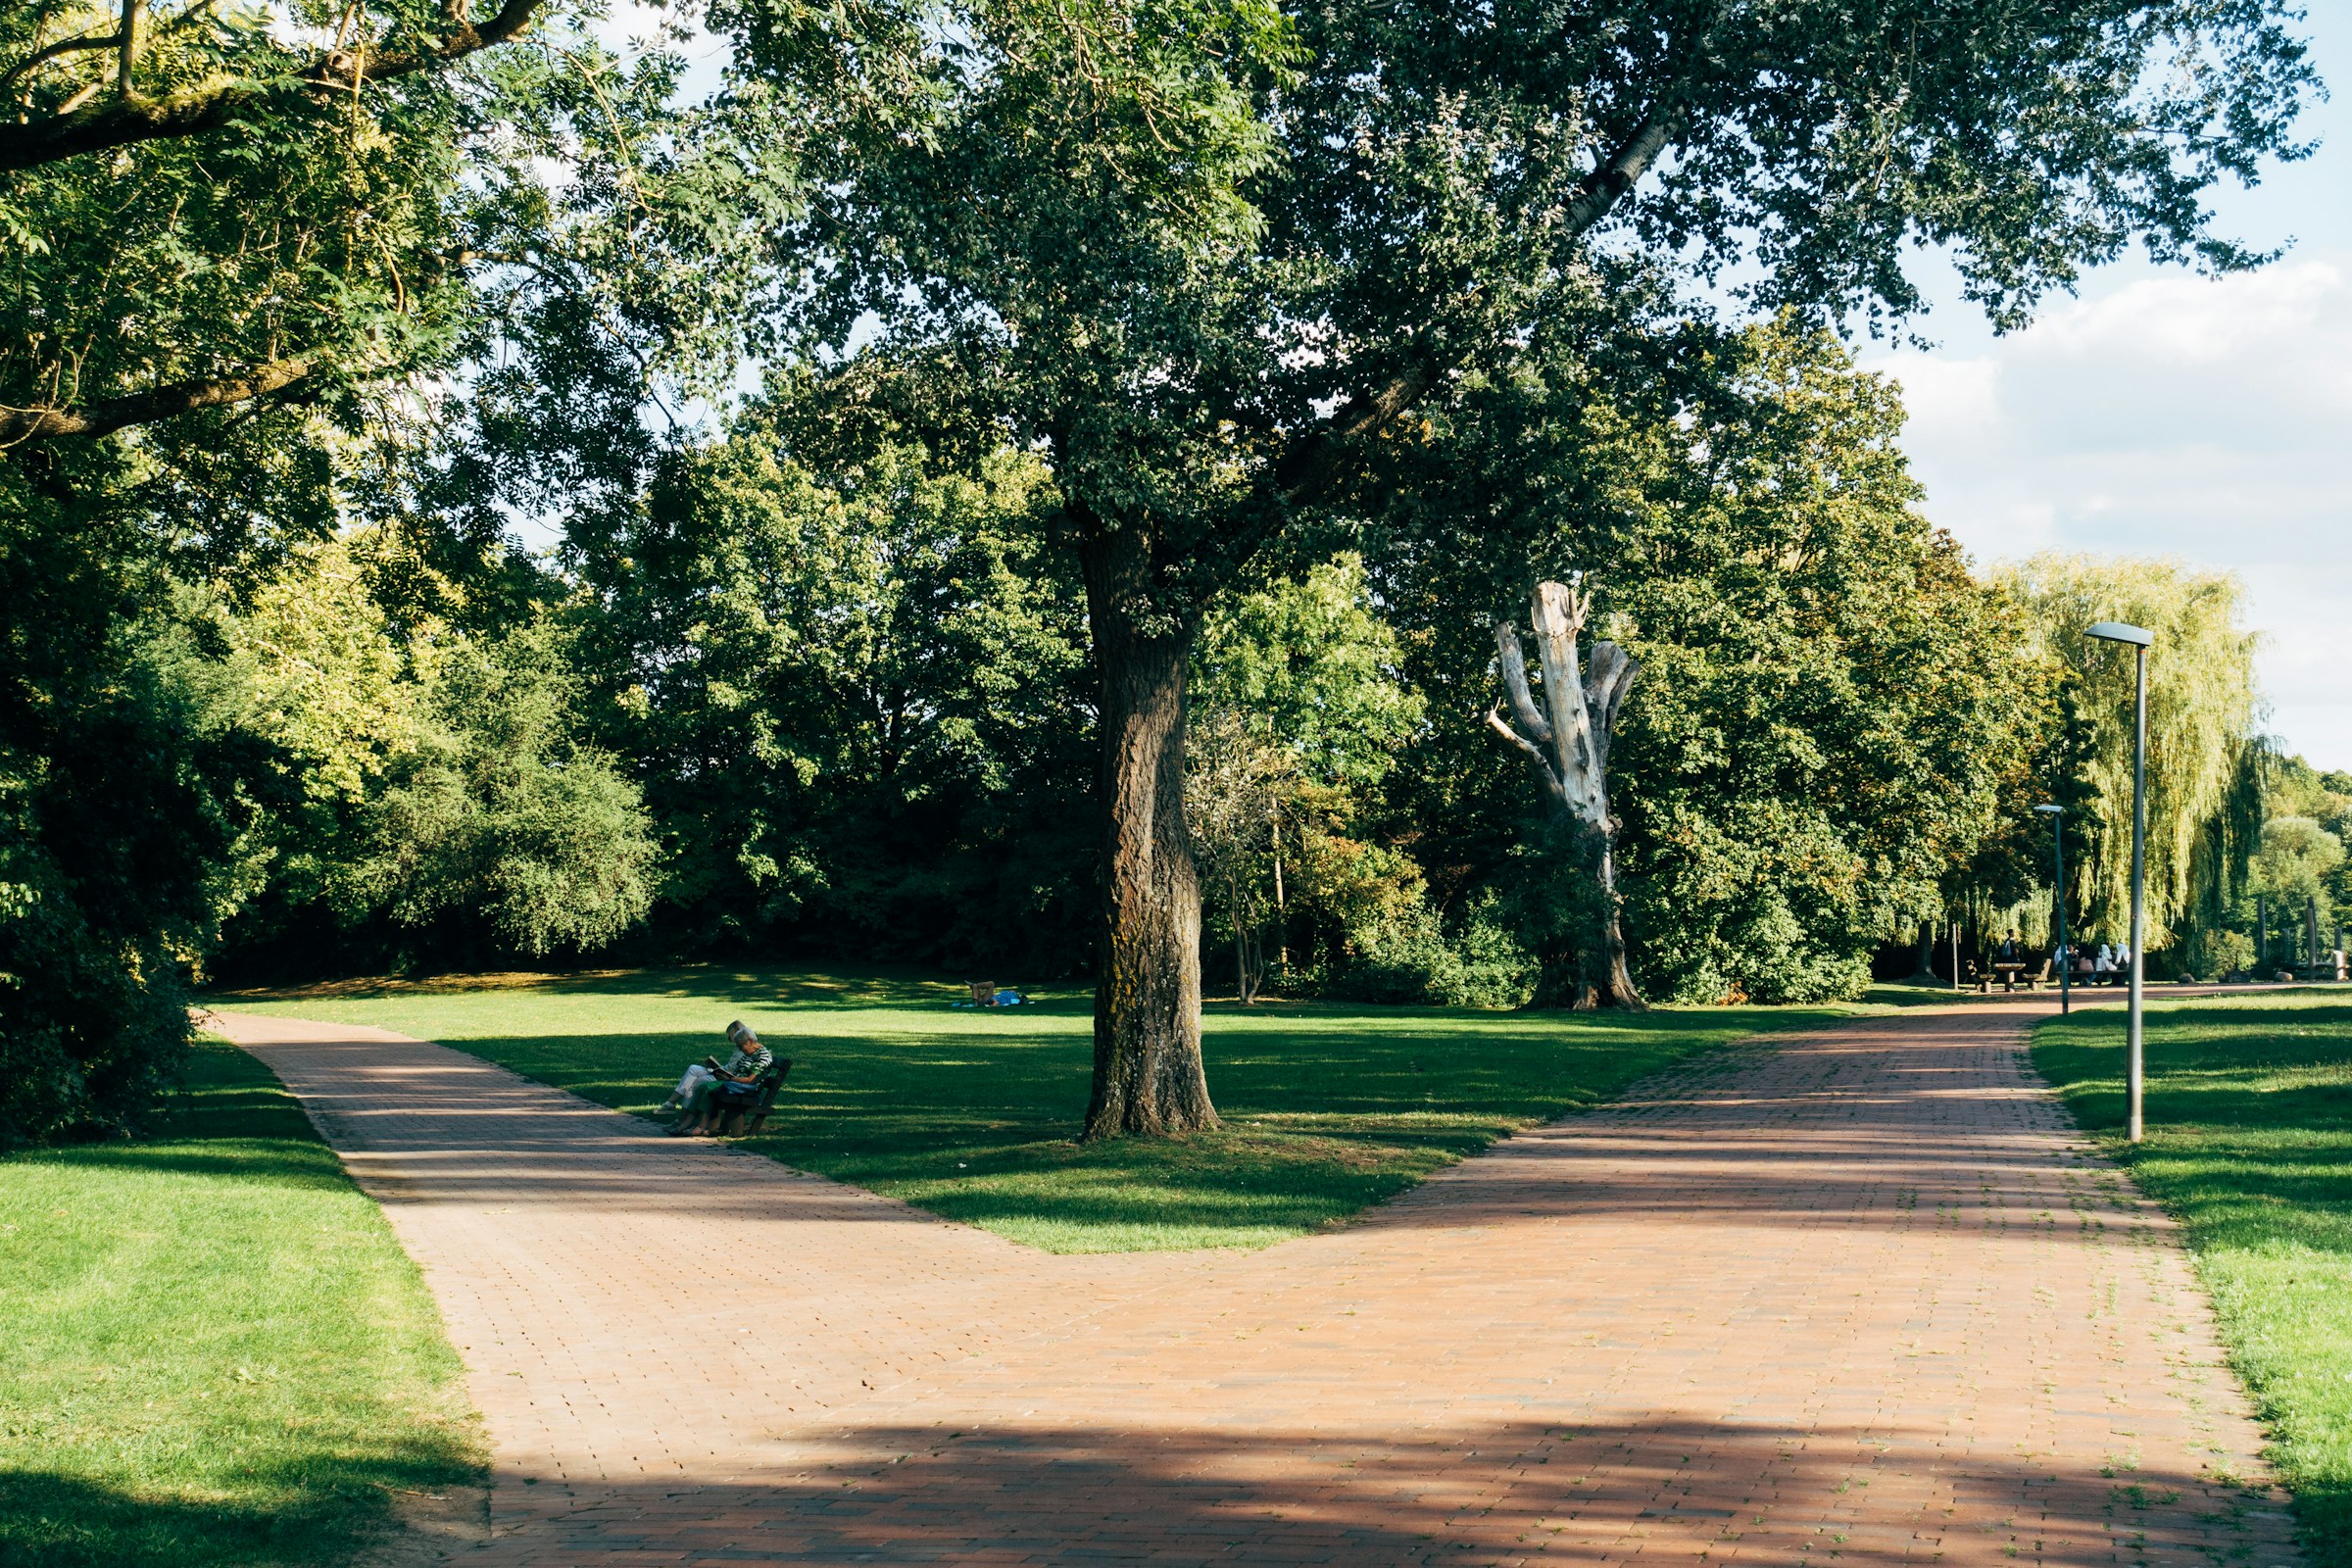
left=0, top=1038, right=484, bottom=1568
left=210, top=966, right=1865, bottom=1252
left=2034, top=992, right=2352, bottom=1566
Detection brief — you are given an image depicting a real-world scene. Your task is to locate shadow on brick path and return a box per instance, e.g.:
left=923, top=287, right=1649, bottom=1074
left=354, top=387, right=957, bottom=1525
left=482, top=1416, right=2293, bottom=1567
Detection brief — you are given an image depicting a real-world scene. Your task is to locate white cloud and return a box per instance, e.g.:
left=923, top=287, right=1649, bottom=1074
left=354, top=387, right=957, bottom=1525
left=1865, top=254, right=2352, bottom=768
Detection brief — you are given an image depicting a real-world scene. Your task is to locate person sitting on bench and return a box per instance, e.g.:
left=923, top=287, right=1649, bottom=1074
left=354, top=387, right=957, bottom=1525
left=662, top=1021, right=771, bottom=1129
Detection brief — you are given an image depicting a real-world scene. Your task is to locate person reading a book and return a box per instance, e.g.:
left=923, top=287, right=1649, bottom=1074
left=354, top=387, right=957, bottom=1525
left=662, top=1021, right=772, bottom=1126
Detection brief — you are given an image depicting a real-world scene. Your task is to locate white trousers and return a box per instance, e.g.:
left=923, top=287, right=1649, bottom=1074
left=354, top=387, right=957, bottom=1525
left=672, top=1064, right=716, bottom=1102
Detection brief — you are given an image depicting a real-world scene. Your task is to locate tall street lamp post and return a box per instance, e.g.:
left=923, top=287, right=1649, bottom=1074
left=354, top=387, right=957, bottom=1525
left=2087, top=619, right=2155, bottom=1143
left=2035, top=804, right=2069, bottom=1016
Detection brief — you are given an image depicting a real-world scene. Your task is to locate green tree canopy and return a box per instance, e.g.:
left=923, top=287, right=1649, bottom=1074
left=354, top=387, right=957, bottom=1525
left=1188, top=554, right=1427, bottom=1001
left=207, top=534, right=662, bottom=974
left=709, top=0, right=2320, bottom=1129
left=1997, top=554, right=2264, bottom=951
left=1194, top=555, right=1424, bottom=791
left=0, top=511, right=265, bottom=1144
left=2252, top=816, right=2343, bottom=926
left=1376, top=317, right=2043, bottom=1003
left=556, top=408, right=1099, bottom=967
left=1, top=0, right=571, bottom=461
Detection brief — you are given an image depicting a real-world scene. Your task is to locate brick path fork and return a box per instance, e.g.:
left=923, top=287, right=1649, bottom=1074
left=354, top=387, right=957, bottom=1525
left=210, top=1002, right=2301, bottom=1566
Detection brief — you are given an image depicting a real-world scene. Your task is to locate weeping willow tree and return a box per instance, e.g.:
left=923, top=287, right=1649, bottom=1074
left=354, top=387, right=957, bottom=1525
left=1998, top=555, right=2265, bottom=955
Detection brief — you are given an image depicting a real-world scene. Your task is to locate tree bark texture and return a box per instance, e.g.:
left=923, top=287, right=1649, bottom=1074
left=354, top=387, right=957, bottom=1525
left=1080, top=529, right=1218, bottom=1139
left=1487, top=579, right=1644, bottom=1009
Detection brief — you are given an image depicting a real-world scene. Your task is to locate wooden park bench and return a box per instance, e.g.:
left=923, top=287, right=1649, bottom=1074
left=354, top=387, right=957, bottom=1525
left=1972, top=957, right=2051, bottom=993
left=707, top=1057, right=794, bottom=1137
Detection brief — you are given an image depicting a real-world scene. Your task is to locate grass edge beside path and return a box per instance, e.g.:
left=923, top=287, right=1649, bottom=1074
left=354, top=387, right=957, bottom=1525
left=0, top=1036, right=487, bottom=1568
left=206, top=964, right=1892, bottom=1254
left=2032, top=989, right=2352, bottom=1568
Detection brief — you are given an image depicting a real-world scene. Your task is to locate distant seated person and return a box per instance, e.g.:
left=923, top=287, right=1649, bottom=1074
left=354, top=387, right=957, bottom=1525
left=1996, top=933, right=2022, bottom=965
left=662, top=1020, right=772, bottom=1134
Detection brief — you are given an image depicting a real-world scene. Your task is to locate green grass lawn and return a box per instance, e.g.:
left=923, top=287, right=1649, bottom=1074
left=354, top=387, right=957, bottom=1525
left=209, top=966, right=1871, bottom=1252
left=2034, top=990, right=2352, bottom=1566
left=0, top=1038, right=484, bottom=1568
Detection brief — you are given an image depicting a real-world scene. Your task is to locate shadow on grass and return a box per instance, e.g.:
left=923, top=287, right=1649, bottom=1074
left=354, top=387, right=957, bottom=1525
left=30, top=1139, right=358, bottom=1191
left=0, top=1455, right=469, bottom=1568
left=2036, top=1002, right=2352, bottom=1138
left=13, top=1035, right=359, bottom=1190
left=169, top=1033, right=336, bottom=1141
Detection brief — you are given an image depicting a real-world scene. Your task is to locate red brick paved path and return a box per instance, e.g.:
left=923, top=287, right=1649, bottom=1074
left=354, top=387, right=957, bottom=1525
left=211, top=1004, right=2299, bottom=1566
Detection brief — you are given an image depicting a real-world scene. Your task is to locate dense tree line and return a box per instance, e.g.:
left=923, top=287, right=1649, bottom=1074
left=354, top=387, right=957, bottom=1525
left=1, top=0, right=2317, bottom=1142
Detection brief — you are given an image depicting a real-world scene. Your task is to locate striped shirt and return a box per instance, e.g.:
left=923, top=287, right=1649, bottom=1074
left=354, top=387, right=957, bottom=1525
left=720, top=1043, right=773, bottom=1077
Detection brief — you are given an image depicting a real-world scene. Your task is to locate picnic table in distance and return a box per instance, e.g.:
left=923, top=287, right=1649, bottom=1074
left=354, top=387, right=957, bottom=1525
left=1984, top=958, right=2053, bottom=993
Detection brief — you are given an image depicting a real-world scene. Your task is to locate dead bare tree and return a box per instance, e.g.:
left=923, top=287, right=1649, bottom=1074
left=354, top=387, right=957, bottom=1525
left=1486, top=579, right=1643, bottom=1009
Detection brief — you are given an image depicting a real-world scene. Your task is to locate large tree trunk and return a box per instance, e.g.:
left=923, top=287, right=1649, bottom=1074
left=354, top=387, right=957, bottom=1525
left=1592, top=824, right=1640, bottom=1006
left=1487, top=579, right=1644, bottom=1009
left=1904, top=925, right=1938, bottom=984
left=1080, top=532, right=1218, bottom=1139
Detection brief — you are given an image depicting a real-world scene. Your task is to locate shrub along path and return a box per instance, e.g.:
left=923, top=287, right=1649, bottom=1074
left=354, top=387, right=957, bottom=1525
left=205, top=998, right=2301, bottom=1566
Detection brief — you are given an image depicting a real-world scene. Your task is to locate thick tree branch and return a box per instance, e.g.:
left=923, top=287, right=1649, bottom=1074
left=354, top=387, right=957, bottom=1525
left=1583, top=640, right=1639, bottom=777
left=0, top=356, right=313, bottom=445
left=1272, top=356, right=1438, bottom=510
left=0, top=29, right=124, bottom=95
left=1495, top=621, right=1552, bottom=743
left=1486, top=705, right=1564, bottom=802
left=0, top=0, right=542, bottom=172
left=1560, top=107, right=1680, bottom=237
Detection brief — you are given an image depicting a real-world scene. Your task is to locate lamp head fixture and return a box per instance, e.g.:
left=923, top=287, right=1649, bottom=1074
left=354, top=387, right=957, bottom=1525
left=2034, top=805, right=2063, bottom=815
left=2085, top=620, right=2154, bottom=647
